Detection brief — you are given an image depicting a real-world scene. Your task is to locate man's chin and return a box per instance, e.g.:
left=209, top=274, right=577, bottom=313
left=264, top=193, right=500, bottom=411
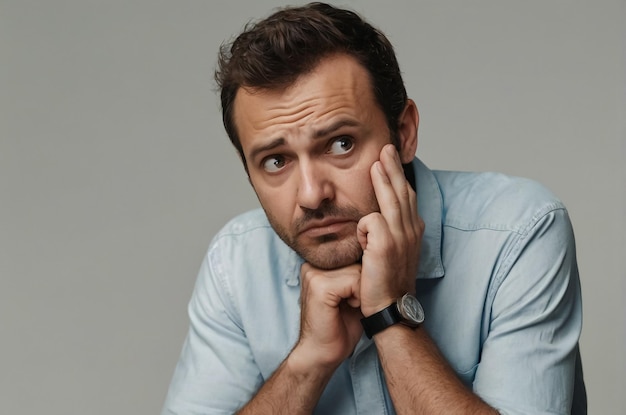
left=298, top=238, right=363, bottom=270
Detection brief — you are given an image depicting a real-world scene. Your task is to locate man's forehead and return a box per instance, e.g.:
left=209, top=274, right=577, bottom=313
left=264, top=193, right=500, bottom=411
left=232, top=54, right=376, bottom=130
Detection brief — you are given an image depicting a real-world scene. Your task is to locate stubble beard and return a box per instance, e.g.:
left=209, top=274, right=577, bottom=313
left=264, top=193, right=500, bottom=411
left=264, top=199, right=378, bottom=270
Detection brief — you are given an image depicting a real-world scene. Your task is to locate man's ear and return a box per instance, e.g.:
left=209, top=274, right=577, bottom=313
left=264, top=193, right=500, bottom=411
left=397, top=99, right=419, bottom=164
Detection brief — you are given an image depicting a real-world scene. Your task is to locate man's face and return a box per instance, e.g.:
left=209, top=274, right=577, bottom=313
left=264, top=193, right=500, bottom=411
left=233, top=54, right=412, bottom=269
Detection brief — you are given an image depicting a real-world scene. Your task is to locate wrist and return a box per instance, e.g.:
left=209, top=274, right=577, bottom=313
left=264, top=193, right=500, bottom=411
left=361, top=293, right=424, bottom=339
left=361, top=293, right=403, bottom=317
left=286, top=345, right=337, bottom=383
left=362, top=300, right=392, bottom=318
left=361, top=286, right=417, bottom=317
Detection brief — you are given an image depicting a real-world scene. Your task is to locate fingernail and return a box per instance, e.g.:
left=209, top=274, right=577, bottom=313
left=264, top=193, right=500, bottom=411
left=386, top=145, right=398, bottom=160
left=376, top=161, right=390, bottom=182
left=376, top=161, right=384, bottom=175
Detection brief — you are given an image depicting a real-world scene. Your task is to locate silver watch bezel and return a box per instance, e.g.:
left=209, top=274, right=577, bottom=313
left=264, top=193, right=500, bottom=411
left=396, top=293, right=425, bottom=326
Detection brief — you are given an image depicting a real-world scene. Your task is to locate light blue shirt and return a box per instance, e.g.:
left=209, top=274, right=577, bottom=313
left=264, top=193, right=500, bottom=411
left=162, top=158, right=586, bottom=414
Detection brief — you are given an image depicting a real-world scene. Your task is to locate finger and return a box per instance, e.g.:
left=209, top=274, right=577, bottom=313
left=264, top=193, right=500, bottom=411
left=371, top=148, right=415, bottom=235
left=345, top=295, right=361, bottom=309
left=371, top=160, right=403, bottom=230
left=380, top=144, right=416, bottom=229
left=357, top=212, right=393, bottom=254
left=380, top=144, right=415, bottom=221
left=300, top=263, right=362, bottom=305
left=407, top=180, right=419, bottom=229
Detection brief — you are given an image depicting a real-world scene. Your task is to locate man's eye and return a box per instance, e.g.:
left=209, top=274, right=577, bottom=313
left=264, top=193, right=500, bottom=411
left=262, top=155, right=287, bottom=173
left=328, top=136, right=354, bottom=155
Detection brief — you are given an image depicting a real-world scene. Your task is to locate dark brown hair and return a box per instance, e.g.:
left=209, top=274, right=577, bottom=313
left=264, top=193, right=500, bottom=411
left=215, top=2, right=407, bottom=166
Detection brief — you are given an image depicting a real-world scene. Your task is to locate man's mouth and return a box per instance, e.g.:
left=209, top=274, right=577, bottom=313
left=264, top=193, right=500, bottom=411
left=298, top=219, right=354, bottom=238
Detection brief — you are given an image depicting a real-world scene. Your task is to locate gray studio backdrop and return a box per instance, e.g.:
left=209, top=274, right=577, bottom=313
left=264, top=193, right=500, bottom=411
left=1, top=1, right=624, bottom=414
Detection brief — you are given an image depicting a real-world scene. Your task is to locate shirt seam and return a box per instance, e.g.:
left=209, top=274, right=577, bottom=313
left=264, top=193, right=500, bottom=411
left=442, top=201, right=564, bottom=235
left=207, top=240, right=241, bottom=328
left=483, top=203, right=568, bottom=341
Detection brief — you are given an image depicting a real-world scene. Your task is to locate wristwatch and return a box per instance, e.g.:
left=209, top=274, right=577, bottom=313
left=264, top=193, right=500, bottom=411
left=360, top=293, right=425, bottom=339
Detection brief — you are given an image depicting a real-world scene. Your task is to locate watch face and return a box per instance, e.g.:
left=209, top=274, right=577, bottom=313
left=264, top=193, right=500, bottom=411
left=399, top=294, right=425, bottom=325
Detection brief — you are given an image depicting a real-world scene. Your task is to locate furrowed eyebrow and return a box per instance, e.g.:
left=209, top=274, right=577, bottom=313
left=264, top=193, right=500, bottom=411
left=248, top=119, right=360, bottom=161
left=249, top=138, right=286, bottom=161
left=313, top=119, right=359, bottom=139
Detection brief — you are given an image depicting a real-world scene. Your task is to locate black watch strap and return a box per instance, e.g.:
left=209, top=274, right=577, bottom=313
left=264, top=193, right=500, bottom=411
left=361, top=303, right=401, bottom=339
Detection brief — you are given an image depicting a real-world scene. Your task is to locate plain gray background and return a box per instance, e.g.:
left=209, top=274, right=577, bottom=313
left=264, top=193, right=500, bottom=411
left=1, top=0, right=624, bottom=413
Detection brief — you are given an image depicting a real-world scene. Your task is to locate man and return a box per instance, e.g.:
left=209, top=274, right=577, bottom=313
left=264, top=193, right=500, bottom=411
left=163, top=3, right=586, bottom=414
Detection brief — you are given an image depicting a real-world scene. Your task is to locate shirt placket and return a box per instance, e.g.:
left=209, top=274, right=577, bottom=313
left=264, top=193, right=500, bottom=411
left=350, top=337, right=390, bottom=415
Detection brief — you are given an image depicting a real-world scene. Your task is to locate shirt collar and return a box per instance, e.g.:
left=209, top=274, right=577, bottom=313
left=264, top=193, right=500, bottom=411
left=412, top=157, right=444, bottom=280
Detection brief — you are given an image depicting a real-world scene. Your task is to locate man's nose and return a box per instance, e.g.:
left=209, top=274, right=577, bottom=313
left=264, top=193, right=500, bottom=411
left=296, top=161, right=334, bottom=210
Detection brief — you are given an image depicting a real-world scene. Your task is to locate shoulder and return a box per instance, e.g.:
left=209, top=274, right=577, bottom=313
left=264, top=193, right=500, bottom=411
left=209, top=208, right=292, bottom=259
left=213, top=208, right=274, bottom=240
left=432, top=170, right=566, bottom=234
left=204, top=208, right=301, bottom=288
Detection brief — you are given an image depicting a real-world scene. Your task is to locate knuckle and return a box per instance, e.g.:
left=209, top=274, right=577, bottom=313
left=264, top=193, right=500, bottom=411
left=390, top=197, right=402, bottom=211
left=418, top=218, right=425, bottom=232
left=306, top=271, right=326, bottom=291
left=407, top=183, right=416, bottom=197
left=399, top=186, right=410, bottom=201
left=372, top=211, right=385, bottom=222
left=300, top=267, right=316, bottom=285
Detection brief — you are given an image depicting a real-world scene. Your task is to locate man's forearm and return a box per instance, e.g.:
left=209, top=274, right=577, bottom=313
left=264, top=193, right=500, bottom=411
left=374, top=324, right=499, bottom=414
left=236, top=347, right=336, bottom=414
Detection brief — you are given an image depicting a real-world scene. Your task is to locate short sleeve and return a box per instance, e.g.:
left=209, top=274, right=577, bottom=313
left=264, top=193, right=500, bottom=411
left=161, top=243, right=263, bottom=414
left=473, top=208, right=584, bottom=414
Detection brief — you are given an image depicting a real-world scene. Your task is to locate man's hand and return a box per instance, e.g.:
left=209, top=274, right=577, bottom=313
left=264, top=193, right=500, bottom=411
left=289, top=144, right=422, bottom=374
left=293, top=143, right=423, bottom=369
left=291, top=263, right=364, bottom=371
left=357, top=144, right=424, bottom=316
